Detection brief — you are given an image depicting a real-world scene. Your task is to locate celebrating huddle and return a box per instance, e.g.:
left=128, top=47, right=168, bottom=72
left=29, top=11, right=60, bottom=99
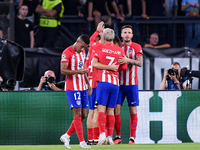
left=60, top=21, right=143, bottom=148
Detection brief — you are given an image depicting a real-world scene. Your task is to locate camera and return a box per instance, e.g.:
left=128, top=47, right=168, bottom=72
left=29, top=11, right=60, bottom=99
left=168, top=68, right=178, bottom=76
left=166, top=68, right=178, bottom=80
left=45, top=75, right=55, bottom=83
left=0, top=78, right=16, bottom=91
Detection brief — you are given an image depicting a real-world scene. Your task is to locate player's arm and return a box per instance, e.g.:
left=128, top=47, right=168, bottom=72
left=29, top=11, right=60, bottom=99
left=89, top=21, right=104, bottom=45
left=84, top=74, right=92, bottom=96
left=61, top=62, right=88, bottom=75
left=119, top=54, right=143, bottom=67
left=92, top=58, right=119, bottom=71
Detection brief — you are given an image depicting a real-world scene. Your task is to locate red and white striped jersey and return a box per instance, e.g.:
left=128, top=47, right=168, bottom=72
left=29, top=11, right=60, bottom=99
left=119, top=42, right=143, bottom=85
left=94, top=43, right=126, bottom=86
left=85, top=41, right=100, bottom=88
left=61, top=46, right=87, bottom=91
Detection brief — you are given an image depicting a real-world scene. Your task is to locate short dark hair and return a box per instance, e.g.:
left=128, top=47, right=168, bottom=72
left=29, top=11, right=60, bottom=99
left=113, top=35, right=122, bottom=47
left=172, top=62, right=180, bottom=67
left=79, top=34, right=90, bottom=45
left=150, top=33, right=159, bottom=38
left=121, top=25, right=133, bottom=33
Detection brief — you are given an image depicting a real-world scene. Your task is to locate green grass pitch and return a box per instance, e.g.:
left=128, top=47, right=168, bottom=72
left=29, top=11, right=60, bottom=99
left=0, top=143, right=199, bottom=150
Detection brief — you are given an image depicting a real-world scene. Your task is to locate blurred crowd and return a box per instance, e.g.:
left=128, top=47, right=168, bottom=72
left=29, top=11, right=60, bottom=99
left=0, top=0, right=200, bottom=49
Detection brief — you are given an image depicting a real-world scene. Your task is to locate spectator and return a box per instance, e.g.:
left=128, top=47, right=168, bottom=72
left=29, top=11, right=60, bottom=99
left=62, top=0, right=85, bottom=38
left=35, top=0, right=65, bottom=48
left=105, top=0, right=124, bottom=21
left=144, top=33, right=171, bottom=48
left=160, top=62, right=189, bottom=90
left=118, top=0, right=147, bottom=17
left=165, top=0, right=178, bottom=17
left=37, top=70, right=63, bottom=91
left=0, top=0, right=10, bottom=39
left=15, top=4, right=34, bottom=48
left=181, top=0, right=200, bottom=48
left=0, top=27, right=3, bottom=38
left=19, top=0, right=40, bottom=24
left=144, top=0, right=167, bottom=44
left=87, top=0, right=107, bottom=28
left=118, top=0, right=146, bottom=43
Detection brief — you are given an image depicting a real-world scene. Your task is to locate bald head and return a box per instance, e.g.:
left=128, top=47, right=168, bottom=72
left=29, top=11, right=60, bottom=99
left=44, top=70, right=56, bottom=78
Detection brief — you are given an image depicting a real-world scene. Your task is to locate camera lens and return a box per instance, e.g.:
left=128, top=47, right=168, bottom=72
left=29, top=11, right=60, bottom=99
left=168, top=69, right=174, bottom=75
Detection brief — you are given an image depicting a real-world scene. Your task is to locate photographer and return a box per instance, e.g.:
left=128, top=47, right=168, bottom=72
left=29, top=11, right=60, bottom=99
left=36, top=70, right=64, bottom=91
left=160, top=62, right=189, bottom=90
left=0, top=76, right=16, bottom=91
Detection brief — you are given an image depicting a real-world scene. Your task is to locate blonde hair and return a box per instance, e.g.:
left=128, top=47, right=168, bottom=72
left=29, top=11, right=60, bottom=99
left=103, top=28, right=115, bottom=42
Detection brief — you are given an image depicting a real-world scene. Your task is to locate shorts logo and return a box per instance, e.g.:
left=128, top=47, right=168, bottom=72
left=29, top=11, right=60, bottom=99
left=76, top=101, right=81, bottom=105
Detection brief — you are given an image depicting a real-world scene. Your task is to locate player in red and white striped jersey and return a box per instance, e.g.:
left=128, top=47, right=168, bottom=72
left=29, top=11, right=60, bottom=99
left=92, top=28, right=127, bottom=145
left=85, top=21, right=105, bottom=145
left=113, top=25, right=143, bottom=145
left=60, top=34, right=92, bottom=149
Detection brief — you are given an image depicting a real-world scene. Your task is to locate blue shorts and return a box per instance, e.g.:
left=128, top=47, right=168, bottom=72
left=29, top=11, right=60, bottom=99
left=65, top=90, right=88, bottom=109
left=96, top=82, right=119, bottom=108
left=117, top=85, right=139, bottom=106
left=88, top=88, right=97, bottom=110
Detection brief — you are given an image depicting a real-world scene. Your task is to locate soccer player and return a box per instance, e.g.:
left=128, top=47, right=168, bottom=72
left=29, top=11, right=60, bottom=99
left=85, top=21, right=105, bottom=145
left=92, top=28, right=128, bottom=145
left=60, top=34, right=92, bottom=149
left=113, top=25, right=143, bottom=144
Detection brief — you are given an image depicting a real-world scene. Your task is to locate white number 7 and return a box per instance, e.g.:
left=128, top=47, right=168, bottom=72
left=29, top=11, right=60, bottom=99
left=106, top=56, right=115, bottom=65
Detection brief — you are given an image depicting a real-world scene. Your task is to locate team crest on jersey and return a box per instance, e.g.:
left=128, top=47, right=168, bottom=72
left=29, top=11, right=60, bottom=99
left=76, top=101, right=81, bottom=105
left=128, top=48, right=133, bottom=54
left=79, top=61, right=83, bottom=68
left=61, top=54, right=67, bottom=61
left=82, top=53, right=85, bottom=58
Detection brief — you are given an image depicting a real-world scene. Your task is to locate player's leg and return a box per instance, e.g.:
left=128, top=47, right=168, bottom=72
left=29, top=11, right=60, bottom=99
left=92, top=107, right=99, bottom=145
left=96, top=82, right=109, bottom=145
left=126, top=85, right=139, bottom=144
left=86, top=90, right=95, bottom=145
left=114, top=85, right=125, bottom=144
left=86, top=109, right=94, bottom=145
left=113, top=104, right=122, bottom=144
left=92, top=88, right=99, bottom=145
left=106, top=84, right=119, bottom=145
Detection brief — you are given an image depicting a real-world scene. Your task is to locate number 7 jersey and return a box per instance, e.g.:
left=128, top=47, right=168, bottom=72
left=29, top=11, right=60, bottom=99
left=93, top=43, right=127, bottom=86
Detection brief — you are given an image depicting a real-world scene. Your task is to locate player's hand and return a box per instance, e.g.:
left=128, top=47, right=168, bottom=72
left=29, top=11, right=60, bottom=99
left=97, top=21, right=105, bottom=32
left=119, top=54, right=129, bottom=64
left=110, top=62, right=119, bottom=71
left=78, top=69, right=89, bottom=74
left=88, top=86, right=92, bottom=96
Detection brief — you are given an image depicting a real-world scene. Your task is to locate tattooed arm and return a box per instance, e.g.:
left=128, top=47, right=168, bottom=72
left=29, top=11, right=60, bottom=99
left=119, top=55, right=143, bottom=67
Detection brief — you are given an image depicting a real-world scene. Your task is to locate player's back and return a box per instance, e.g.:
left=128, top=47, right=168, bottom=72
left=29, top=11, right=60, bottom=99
left=94, top=43, right=125, bottom=85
